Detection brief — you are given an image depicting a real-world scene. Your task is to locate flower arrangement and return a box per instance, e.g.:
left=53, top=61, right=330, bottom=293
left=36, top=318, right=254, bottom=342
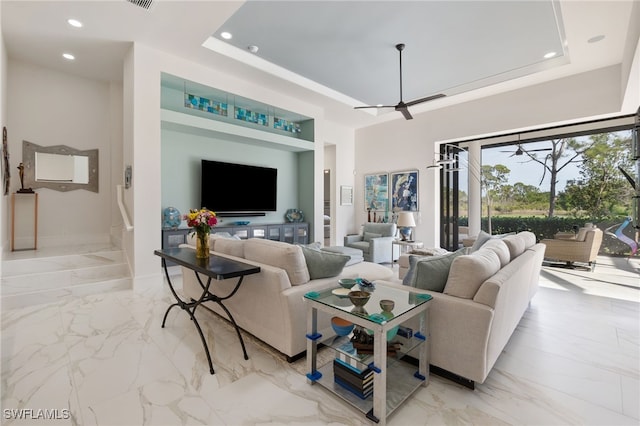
left=184, top=208, right=218, bottom=235
left=184, top=208, right=217, bottom=259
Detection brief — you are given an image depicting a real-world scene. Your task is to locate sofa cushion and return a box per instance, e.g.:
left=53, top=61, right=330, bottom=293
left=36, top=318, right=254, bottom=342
left=244, top=238, right=310, bottom=285
left=502, top=234, right=526, bottom=260
left=518, top=231, right=537, bottom=249
left=300, top=246, right=350, bottom=279
left=406, top=248, right=467, bottom=292
left=409, top=247, right=450, bottom=256
left=444, top=248, right=501, bottom=299
left=215, top=238, right=245, bottom=258
left=482, top=238, right=510, bottom=268
left=470, top=230, right=492, bottom=252
left=363, top=232, right=382, bottom=242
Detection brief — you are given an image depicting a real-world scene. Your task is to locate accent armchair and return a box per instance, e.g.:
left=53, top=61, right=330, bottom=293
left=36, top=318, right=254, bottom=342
left=344, top=223, right=397, bottom=264
left=541, top=227, right=603, bottom=271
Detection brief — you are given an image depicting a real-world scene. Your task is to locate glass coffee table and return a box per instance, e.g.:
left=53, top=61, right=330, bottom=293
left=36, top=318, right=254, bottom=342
left=304, top=284, right=432, bottom=424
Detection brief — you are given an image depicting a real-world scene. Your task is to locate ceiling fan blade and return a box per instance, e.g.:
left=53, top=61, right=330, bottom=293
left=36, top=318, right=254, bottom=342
left=354, top=105, right=395, bottom=110
left=396, top=105, right=413, bottom=120
left=527, top=148, right=552, bottom=152
left=404, top=93, right=446, bottom=107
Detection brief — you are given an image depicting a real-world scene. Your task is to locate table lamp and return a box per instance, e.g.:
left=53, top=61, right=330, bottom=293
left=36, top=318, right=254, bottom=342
left=397, top=211, right=416, bottom=241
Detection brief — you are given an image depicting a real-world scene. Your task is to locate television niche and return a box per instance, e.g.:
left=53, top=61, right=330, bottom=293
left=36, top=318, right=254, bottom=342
left=201, top=160, right=277, bottom=216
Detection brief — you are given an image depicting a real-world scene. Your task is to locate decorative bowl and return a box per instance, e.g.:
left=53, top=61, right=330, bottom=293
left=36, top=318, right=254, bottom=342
left=331, top=317, right=354, bottom=337
left=380, top=299, right=395, bottom=312
left=348, top=291, right=371, bottom=308
left=234, top=221, right=250, bottom=226
left=338, top=278, right=357, bottom=289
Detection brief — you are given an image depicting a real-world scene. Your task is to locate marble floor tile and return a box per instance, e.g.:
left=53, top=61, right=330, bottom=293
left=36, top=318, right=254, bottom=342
left=1, top=256, right=638, bottom=425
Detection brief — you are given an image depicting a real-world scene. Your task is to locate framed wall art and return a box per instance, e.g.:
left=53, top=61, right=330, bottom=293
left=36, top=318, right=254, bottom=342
left=364, top=173, right=388, bottom=211
left=391, top=170, right=418, bottom=212
left=340, top=185, right=353, bottom=206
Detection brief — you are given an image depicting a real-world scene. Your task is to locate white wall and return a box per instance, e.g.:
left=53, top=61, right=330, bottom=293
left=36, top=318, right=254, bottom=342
left=6, top=60, right=115, bottom=247
left=355, top=64, right=627, bottom=247
left=322, top=121, right=355, bottom=246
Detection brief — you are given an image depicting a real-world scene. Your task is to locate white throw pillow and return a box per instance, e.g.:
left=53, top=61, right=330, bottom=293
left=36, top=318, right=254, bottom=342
left=444, top=248, right=501, bottom=299
left=482, top=239, right=510, bottom=268
left=502, top=234, right=526, bottom=260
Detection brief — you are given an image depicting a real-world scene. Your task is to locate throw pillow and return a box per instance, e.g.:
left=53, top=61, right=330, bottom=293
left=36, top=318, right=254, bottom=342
left=300, top=246, right=350, bottom=279
left=482, top=238, right=510, bottom=268
left=401, top=254, right=422, bottom=286
left=363, top=232, right=382, bottom=242
left=410, top=248, right=467, bottom=292
left=502, top=234, right=526, bottom=260
left=470, top=230, right=492, bottom=252
left=444, top=248, right=501, bottom=299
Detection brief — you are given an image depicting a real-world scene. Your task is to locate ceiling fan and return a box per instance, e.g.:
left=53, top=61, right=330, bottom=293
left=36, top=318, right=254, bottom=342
left=354, top=43, right=446, bottom=120
left=500, top=142, right=552, bottom=157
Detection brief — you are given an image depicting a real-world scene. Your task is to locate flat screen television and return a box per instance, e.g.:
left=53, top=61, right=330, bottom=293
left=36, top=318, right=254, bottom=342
left=201, top=159, right=277, bottom=213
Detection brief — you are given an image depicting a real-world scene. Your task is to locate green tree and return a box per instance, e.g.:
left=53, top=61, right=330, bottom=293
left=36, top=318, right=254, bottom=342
left=558, top=132, right=633, bottom=219
left=481, top=164, right=509, bottom=233
left=523, top=138, right=596, bottom=218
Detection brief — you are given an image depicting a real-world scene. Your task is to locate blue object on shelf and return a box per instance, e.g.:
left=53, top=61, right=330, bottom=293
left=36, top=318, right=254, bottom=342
left=163, top=207, right=182, bottom=229
left=234, top=221, right=250, bottom=226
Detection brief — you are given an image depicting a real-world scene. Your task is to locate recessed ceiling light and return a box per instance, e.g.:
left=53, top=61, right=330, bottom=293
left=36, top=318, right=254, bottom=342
left=67, top=18, right=83, bottom=28
left=588, top=35, right=605, bottom=43
left=62, top=53, right=75, bottom=60
left=543, top=51, right=557, bottom=59
left=220, top=31, right=232, bottom=40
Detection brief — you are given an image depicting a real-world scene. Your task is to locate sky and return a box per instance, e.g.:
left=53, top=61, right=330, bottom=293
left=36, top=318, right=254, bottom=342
left=482, top=141, right=582, bottom=192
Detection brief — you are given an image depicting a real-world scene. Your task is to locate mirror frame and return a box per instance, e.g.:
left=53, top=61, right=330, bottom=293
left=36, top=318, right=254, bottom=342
left=22, top=140, right=99, bottom=193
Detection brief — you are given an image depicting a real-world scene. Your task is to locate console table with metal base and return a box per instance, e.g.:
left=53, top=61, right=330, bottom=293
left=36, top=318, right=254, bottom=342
left=154, top=248, right=260, bottom=374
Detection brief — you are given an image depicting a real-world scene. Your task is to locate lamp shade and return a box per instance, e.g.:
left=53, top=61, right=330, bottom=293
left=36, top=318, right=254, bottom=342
left=397, top=211, right=416, bottom=227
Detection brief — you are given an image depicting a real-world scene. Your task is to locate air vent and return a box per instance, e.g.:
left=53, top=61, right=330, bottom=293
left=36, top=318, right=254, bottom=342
left=126, top=0, right=154, bottom=10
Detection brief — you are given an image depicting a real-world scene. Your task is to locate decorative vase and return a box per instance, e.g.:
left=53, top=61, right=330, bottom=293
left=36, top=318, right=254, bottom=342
left=195, top=231, right=210, bottom=259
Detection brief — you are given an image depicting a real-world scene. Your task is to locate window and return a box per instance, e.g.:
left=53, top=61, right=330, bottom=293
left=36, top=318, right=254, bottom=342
left=441, top=111, right=638, bottom=256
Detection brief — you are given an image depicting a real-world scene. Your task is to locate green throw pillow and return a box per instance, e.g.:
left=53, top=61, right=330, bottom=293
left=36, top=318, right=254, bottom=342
left=412, top=248, right=467, bottom=292
left=402, top=255, right=422, bottom=286
left=300, top=246, right=350, bottom=279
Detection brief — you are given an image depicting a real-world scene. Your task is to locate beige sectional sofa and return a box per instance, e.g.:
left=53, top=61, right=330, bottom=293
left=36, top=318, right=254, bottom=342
left=180, top=237, right=394, bottom=360
left=377, top=231, right=545, bottom=388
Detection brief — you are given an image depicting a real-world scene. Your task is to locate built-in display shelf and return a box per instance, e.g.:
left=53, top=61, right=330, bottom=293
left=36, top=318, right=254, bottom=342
left=161, top=109, right=314, bottom=153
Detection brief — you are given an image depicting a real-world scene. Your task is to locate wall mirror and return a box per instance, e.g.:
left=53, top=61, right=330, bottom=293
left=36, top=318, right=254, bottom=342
left=23, top=141, right=98, bottom=192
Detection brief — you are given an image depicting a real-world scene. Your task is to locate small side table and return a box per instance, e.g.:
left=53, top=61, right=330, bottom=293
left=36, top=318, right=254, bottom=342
left=392, top=240, right=424, bottom=262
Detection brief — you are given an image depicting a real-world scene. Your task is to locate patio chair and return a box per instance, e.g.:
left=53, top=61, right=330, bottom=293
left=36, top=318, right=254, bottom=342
left=541, top=227, right=603, bottom=271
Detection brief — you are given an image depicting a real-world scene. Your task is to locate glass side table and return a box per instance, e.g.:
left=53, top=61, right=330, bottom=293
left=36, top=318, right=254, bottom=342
left=304, top=284, right=431, bottom=424
left=392, top=240, right=424, bottom=261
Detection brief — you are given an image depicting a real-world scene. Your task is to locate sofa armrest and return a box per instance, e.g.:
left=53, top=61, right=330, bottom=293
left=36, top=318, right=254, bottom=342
left=344, top=234, right=362, bottom=245
left=375, top=280, right=494, bottom=383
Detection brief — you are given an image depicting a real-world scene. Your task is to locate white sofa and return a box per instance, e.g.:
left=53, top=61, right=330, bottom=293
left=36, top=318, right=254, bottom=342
left=377, top=231, right=545, bottom=388
left=180, top=237, right=394, bottom=360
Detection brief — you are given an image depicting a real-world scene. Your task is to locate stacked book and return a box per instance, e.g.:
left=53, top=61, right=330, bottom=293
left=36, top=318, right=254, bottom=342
left=333, top=352, right=373, bottom=399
